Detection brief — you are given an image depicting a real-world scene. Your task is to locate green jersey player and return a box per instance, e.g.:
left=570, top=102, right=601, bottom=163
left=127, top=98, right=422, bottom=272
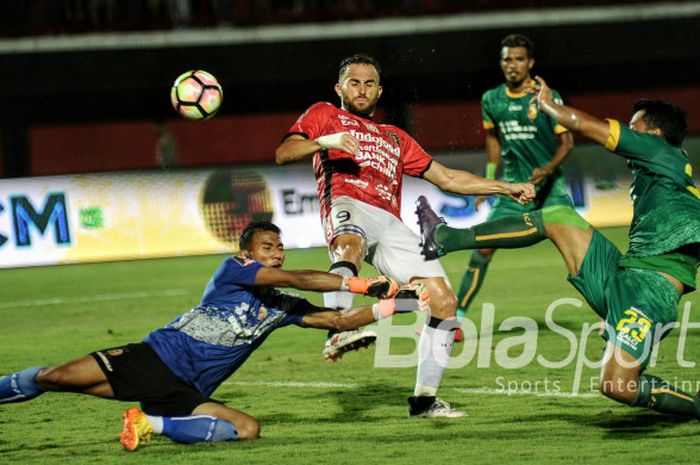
left=456, top=34, right=574, bottom=321
left=416, top=78, right=700, bottom=419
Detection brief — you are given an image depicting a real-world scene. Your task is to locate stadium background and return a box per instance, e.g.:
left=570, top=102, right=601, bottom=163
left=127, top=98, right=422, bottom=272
left=1, top=0, right=699, bottom=177
left=2, top=3, right=700, bottom=463
left=1, top=0, right=699, bottom=267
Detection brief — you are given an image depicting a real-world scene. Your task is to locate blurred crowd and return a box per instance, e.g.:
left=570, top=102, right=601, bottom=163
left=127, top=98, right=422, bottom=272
left=1, top=0, right=656, bottom=36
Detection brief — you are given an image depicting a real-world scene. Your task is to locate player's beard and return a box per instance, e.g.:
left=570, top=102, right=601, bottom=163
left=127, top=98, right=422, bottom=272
left=342, top=96, right=377, bottom=118
left=505, top=73, right=530, bottom=90
left=506, top=77, right=526, bottom=89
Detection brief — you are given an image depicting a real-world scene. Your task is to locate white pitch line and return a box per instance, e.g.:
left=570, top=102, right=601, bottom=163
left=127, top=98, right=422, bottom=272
left=0, top=289, right=189, bottom=309
left=225, top=380, right=360, bottom=389
left=225, top=380, right=600, bottom=398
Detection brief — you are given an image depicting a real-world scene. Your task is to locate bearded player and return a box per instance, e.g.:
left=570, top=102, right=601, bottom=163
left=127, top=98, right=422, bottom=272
left=275, top=53, right=534, bottom=417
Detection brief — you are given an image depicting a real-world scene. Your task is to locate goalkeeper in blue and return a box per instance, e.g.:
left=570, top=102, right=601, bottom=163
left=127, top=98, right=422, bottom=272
left=416, top=78, right=700, bottom=418
left=0, top=221, right=414, bottom=451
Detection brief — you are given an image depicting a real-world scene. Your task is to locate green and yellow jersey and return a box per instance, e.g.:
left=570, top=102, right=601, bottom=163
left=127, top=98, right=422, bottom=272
left=482, top=83, right=569, bottom=198
left=605, top=120, right=700, bottom=291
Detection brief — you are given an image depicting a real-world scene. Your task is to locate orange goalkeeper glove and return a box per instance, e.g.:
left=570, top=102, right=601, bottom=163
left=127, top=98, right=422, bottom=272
left=372, top=283, right=431, bottom=320
left=344, top=276, right=400, bottom=299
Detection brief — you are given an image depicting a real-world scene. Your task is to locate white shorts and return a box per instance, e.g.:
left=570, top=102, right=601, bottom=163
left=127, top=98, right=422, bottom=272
left=323, top=196, right=447, bottom=284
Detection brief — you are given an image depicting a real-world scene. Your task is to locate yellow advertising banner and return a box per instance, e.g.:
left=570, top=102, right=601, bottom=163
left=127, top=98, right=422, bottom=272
left=0, top=167, right=306, bottom=268
left=0, top=165, right=633, bottom=268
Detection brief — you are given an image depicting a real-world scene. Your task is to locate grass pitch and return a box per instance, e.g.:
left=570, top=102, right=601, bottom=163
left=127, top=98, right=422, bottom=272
left=1, top=227, right=699, bottom=464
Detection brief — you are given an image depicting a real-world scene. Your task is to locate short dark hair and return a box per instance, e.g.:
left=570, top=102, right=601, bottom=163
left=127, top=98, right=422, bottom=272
left=632, top=99, right=688, bottom=147
left=239, top=221, right=281, bottom=251
left=338, top=53, right=381, bottom=82
left=500, top=33, right=534, bottom=58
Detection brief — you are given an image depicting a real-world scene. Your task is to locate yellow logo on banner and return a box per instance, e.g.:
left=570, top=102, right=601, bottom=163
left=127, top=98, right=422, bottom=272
left=201, top=170, right=273, bottom=250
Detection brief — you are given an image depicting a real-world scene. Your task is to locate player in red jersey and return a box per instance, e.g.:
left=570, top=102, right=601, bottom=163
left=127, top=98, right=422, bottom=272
left=276, top=54, right=534, bottom=417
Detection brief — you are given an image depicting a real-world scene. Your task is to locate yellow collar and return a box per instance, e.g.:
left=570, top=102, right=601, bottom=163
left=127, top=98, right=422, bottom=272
left=505, top=80, right=535, bottom=98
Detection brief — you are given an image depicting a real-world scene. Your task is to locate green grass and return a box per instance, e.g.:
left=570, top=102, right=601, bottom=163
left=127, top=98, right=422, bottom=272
left=1, top=227, right=700, bottom=464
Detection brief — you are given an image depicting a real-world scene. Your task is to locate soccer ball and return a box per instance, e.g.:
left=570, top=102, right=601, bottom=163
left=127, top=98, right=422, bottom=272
left=170, top=70, right=223, bottom=121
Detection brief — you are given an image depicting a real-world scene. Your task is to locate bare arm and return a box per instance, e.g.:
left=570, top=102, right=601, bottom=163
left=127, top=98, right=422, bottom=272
left=275, top=135, right=323, bottom=164
left=275, top=133, right=359, bottom=164
left=301, top=285, right=428, bottom=330
left=423, top=160, right=535, bottom=204
left=531, top=76, right=609, bottom=146
left=254, top=267, right=398, bottom=297
left=255, top=266, right=344, bottom=291
left=530, top=131, right=574, bottom=185
left=301, top=305, right=377, bottom=331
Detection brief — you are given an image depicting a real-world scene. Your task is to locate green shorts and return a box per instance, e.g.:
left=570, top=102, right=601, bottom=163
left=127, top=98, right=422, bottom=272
left=567, top=230, right=681, bottom=366
left=487, top=185, right=573, bottom=221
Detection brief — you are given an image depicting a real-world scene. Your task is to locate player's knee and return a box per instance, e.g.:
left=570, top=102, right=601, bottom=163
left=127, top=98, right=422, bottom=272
left=330, top=233, right=365, bottom=263
left=599, top=375, right=635, bottom=405
left=441, top=292, right=458, bottom=316
left=541, top=205, right=589, bottom=231
left=235, top=417, right=261, bottom=440
left=35, top=366, right=67, bottom=390
left=419, top=278, right=457, bottom=318
left=541, top=205, right=574, bottom=218
left=476, top=249, right=495, bottom=260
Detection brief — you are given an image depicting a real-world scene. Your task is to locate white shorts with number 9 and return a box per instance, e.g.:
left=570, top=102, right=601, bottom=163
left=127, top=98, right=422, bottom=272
left=323, top=196, right=448, bottom=284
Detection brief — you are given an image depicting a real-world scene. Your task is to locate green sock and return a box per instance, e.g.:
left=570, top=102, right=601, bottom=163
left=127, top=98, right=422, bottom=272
left=632, top=374, right=700, bottom=418
left=456, top=251, right=491, bottom=316
left=436, top=210, right=547, bottom=253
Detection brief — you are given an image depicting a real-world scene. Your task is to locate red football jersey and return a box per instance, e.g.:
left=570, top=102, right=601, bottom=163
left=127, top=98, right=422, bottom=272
left=285, top=102, right=433, bottom=220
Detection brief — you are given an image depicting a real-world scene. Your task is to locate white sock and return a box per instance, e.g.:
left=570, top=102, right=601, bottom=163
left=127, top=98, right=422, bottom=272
left=414, top=317, right=458, bottom=397
left=145, top=414, right=164, bottom=434
left=323, top=262, right=356, bottom=310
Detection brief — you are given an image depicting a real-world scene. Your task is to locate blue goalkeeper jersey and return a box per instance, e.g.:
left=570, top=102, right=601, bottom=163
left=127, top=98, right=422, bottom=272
left=144, top=255, right=312, bottom=397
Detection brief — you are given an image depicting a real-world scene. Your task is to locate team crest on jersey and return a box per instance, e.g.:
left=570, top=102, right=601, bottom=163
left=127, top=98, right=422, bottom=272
left=527, top=104, right=538, bottom=120
left=257, top=306, right=268, bottom=320
left=233, top=255, right=257, bottom=266
left=385, top=130, right=400, bottom=145
left=365, top=122, right=379, bottom=133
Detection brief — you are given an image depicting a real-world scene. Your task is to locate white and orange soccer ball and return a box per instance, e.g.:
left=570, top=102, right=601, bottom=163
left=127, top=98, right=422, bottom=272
left=170, top=70, right=223, bottom=121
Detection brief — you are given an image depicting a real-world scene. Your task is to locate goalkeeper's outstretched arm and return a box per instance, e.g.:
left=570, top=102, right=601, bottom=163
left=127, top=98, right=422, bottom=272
left=301, top=285, right=430, bottom=330
left=254, top=267, right=399, bottom=298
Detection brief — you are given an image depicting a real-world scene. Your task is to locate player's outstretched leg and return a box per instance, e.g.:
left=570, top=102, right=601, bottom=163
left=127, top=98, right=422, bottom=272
left=120, top=409, right=239, bottom=451
left=416, top=199, right=595, bottom=277
left=0, top=367, right=45, bottom=403
left=601, top=344, right=700, bottom=418
left=3, top=356, right=116, bottom=404
left=632, top=374, right=700, bottom=418
left=415, top=196, right=547, bottom=260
